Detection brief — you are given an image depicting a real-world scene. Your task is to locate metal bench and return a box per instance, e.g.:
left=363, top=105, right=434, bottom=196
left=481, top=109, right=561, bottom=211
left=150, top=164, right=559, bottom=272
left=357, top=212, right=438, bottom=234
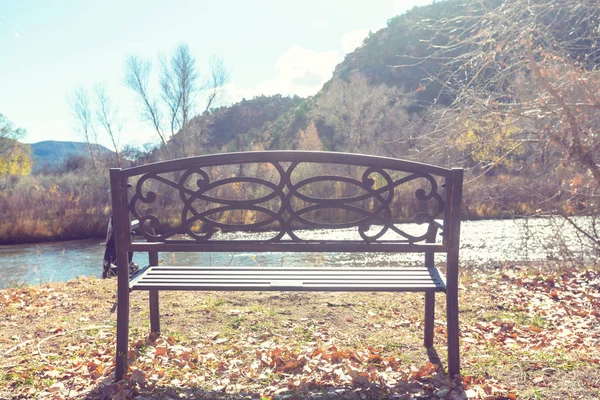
left=109, top=151, right=463, bottom=381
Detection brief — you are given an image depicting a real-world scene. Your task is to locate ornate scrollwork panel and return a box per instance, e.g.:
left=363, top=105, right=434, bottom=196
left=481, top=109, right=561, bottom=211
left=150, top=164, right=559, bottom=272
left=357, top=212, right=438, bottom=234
left=128, top=160, right=445, bottom=243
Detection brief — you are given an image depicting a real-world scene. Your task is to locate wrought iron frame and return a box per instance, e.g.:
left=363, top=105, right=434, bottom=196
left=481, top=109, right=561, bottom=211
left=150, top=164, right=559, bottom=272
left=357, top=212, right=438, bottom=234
left=110, top=151, right=463, bottom=381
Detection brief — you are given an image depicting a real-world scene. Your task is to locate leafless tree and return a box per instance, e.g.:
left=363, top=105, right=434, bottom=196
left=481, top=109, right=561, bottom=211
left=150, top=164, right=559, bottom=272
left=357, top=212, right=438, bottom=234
left=160, top=43, right=198, bottom=140
left=314, top=73, right=417, bottom=156
left=67, top=87, right=97, bottom=170
left=204, top=55, right=231, bottom=114
left=125, top=56, right=166, bottom=146
left=125, top=44, right=230, bottom=156
left=95, top=84, right=121, bottom=167
left=417, top=0, right=600, bottom=252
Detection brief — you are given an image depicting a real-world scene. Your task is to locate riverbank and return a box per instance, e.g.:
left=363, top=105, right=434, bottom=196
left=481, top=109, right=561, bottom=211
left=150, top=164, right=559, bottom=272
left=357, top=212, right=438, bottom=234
left=3, top=217, right=598, bottom=290
left=0, top=212, right=591, bottom=247
left=1, top=265, right=598, bottom=399
left=0, top=220, right=106, bottom=246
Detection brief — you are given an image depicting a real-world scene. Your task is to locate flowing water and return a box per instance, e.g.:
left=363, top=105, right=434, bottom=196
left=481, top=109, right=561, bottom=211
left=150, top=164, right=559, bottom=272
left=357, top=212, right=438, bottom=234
left=0, top=217, right=597, bottom=288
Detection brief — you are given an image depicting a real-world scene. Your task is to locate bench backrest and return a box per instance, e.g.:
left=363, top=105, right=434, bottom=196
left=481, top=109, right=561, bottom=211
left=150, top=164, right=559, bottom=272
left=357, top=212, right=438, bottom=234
left=110, top=151, right=462, bottom=257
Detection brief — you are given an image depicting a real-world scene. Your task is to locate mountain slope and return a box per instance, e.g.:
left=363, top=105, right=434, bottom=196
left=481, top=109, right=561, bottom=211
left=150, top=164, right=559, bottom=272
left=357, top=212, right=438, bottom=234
left=31, top=141, right=112, bottom=171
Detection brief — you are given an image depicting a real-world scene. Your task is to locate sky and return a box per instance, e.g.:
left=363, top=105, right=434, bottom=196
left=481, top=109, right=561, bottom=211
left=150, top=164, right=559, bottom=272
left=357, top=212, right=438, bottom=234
left=0, top=0, right=433, bottom=149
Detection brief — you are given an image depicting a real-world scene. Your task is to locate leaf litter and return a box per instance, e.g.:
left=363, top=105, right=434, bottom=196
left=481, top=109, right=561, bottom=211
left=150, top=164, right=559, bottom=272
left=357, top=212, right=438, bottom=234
left=0, top=267, right=598, bottom=399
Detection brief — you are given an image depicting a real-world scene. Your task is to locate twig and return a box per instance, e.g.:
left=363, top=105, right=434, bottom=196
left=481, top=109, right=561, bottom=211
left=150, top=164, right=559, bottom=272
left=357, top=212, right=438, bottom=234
left=37, top=332, right=65, bottom=363
left=560, top=213, right=600, bottom=246
left=37, top=325, right=113, bottom=363
left=3, top=339, right=36, bottom=356
left=66, top=376, right=76, bottom=398
left=0, top=362, right=20, bottom=369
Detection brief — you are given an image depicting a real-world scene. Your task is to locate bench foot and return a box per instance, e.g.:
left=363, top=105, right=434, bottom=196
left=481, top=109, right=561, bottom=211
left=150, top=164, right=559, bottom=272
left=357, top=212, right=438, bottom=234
left=425, top=346, right=441, bottom=364
left=149, top=251, right=160, bottom=335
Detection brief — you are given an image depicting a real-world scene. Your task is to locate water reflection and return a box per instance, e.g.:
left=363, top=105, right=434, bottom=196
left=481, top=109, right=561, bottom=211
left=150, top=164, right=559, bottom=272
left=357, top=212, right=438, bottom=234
left=0, top=239, right=107, bottom=288
left=0, top=217, right=597, bottom=288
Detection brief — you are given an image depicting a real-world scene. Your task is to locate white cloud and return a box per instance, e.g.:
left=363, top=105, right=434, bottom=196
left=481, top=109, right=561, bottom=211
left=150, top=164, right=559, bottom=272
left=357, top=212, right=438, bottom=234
left=341, top=29, right=370, bottom=54
left=225, top=46, right=343, bottom=102
left=220, top=28, right=376, bottom=105
left=275, top=46, right=339, bottom=83
left=221, top=83, right=262, bottom=104
left=121, top=122, right=161, bottom=148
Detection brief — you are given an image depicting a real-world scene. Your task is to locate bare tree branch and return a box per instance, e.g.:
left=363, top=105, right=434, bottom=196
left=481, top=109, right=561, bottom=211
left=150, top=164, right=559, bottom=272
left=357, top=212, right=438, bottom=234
left=67, top=87, right=97, bottom=170
left=417, top=0, right=600, bottom=252
left=125, top=43, right=229, bottom=158
left=204, top=55, right=231, bottom=114
left=125, top=55, right=167, bottom=146
left=94, top=84, right=121, bottom=167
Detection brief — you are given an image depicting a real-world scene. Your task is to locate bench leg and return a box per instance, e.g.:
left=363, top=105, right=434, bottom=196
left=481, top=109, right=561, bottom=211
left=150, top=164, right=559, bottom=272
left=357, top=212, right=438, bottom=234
left=149, top=290, right=160, bottom=335
left=148, top=251, right=160, bottom=335
left=446, top=167, right=462, bottom=378
left=446, top=288, right=460, bottom=378
left=424, top=291, right=435, bottom=347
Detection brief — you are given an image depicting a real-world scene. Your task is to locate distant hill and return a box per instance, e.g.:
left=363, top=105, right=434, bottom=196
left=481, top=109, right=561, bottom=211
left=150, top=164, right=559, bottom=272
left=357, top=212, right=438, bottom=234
left=30, top=141, right=112, bottom=172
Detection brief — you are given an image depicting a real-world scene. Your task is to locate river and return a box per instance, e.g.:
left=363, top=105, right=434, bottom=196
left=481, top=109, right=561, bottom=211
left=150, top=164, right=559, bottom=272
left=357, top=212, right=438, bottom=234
left=0, top=217, right=597, bottom=288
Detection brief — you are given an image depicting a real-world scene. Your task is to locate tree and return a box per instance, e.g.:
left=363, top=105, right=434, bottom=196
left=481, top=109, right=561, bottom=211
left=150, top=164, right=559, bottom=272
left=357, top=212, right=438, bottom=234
left=67, top=87, right=98, bottom=170
left=125, top=44, right=230, bottom=156
left=120, top=144, right=142, bottom=167
left=120, top=142, right=157, bottom=166
left=125, top=55, right=166, bottom=146
left=204, top=55, right=231, bottom=114
left=94, top=84, right=122, bottom=167
left=159, top=44, right=198, bottom=142
left=0, top=114, right=31, bottom=182
left=296, top=121, right=323, bottom=151
left=313, top=73, right=417, bottom=156
left=67, top=84, right=122, bottom=168
left=61, top=153, right=88, bottom=172
left=419, top=0, right=600, bottom=250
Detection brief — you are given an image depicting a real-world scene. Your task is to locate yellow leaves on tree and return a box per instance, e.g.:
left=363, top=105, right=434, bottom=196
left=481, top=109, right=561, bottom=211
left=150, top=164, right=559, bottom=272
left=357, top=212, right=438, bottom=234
left=0, top=113, right=32, bottom=178
left=0, top=140, right=32, bottom=177
left=297, top=121, right=323, bottom=151
left=455, top=116, right=524, bottom=168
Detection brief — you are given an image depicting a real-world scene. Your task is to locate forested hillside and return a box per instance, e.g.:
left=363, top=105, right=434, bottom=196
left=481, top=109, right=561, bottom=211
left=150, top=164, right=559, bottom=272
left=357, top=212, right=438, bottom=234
left=1, top=0, right=598, bottom=250
left=30, top=141, right=113, bottom=173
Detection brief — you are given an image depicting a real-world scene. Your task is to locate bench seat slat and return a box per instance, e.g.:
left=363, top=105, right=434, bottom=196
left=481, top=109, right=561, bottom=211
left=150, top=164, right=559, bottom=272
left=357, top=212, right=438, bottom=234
left=130, top=283, right=443, bottom=292
left=145, top=266, right=435, bottom=272
left=143, top=270, right=436, bottom=276
left=130, top=266, right=446, bottom=292
left=140, top=277, right=441, bottom=283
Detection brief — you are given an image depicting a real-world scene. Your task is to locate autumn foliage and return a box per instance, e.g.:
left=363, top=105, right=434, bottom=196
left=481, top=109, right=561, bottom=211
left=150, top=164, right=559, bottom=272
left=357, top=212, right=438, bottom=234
left=1, top=267, right=598, bottom=398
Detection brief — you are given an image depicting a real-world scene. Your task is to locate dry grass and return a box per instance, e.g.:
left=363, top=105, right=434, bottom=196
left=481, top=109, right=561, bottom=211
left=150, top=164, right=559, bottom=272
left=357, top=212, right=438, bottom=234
left=0, top=266, right=599, bottom=399
left=0, top=172, right=110, bottom=244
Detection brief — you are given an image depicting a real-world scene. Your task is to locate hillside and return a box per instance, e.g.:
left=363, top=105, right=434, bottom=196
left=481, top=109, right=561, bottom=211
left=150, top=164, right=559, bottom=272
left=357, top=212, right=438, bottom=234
left=156, top=0, right=600, bottom=231
left=189, top=0, right=474, bottom=156
left=30, top=140, right=112, bottom=172
left=198, top=0, right=598, bottom=159
left=147, top=95, right=303, bottom=160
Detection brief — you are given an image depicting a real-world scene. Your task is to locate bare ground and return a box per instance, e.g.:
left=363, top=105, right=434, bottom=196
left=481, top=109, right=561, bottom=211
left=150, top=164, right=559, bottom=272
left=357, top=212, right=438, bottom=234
left=1, top=265, right=599, bottom=399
